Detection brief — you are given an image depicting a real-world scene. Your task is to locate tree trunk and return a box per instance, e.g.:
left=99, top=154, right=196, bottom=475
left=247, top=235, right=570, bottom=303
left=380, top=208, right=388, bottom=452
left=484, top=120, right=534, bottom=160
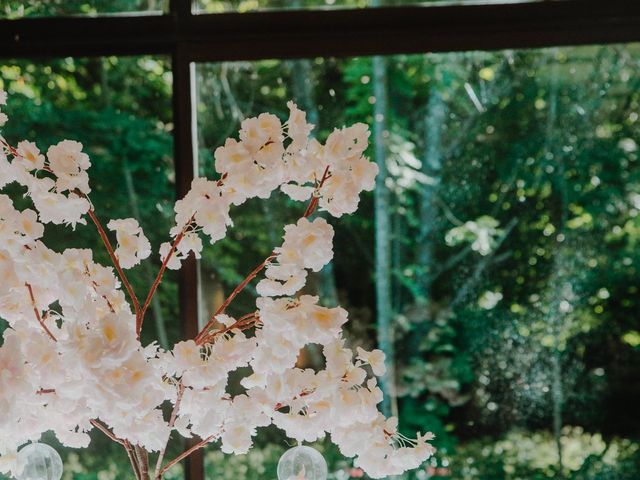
left=417, top=82, right=446, bottom=298
left=391, top=206, right=403, bottom=313
left=372, top=51, right=397, bottom=418
left=404, top=74, right=448, bottom=368
left=546, top=51, right=565, bottom=476
left=135, top=446, right=150, bottom=480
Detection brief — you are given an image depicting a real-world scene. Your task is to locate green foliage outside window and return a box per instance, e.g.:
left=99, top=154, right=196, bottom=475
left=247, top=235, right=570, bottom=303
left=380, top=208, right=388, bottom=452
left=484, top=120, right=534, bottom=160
left=0, top=5, right=638, bottom=477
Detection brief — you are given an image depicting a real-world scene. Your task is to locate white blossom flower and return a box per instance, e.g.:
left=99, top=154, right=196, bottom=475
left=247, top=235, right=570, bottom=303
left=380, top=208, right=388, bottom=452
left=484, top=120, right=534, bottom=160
left=356, top=347, right=387, bottom=376
left=47, top=140, right=92, bottom=194
left=280, top=183, right=314, bottom=201
left=107, top=218, right=151, bottom=269
left=159, top=241, right=182, bottom=270
left=257, top=218, right=334, bottom=298
left=286, top=101, right=314, bottom=150
left=239, top=113, right=283, bottom=153
left=256, top=265, right=307, bottom=297
left=220, top=422, right=253, bottom=454
left=15, top=141, right=45, bottom=171
left=214, top=314, right=235, bottom=327
left=29, top=177, right=90, bottom=227
left=280, top=217, right=334, bottom=272
left=0, top=449, right=19, bottom=477
left=214, top=138, right=251, bottom=175
left=0, top=100, right=432, bottom=480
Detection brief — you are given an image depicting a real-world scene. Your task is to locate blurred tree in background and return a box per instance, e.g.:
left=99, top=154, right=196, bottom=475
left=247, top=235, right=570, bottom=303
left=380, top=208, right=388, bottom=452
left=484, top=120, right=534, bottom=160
left=195, top=44, right=640, bottom=479
left=1, top=1, right=639, bottom=479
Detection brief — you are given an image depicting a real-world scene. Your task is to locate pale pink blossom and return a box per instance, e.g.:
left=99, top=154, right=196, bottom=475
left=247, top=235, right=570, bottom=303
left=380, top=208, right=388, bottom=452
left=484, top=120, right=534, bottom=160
left=0, top=90, right=433, bottom=480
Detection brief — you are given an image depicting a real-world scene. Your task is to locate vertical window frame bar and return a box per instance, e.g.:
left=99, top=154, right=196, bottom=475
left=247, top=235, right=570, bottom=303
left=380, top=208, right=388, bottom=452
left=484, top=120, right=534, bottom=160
left=170, top=2, right=204, bottom=480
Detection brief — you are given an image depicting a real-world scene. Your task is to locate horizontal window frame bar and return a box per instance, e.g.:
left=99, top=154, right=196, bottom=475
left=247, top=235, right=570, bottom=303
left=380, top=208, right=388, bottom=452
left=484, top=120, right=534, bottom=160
left=0, top=0, right=639, bottom=61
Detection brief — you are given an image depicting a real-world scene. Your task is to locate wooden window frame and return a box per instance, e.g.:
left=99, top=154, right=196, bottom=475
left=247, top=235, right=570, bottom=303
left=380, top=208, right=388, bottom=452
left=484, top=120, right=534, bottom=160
left=1, top=0, right=639, bottom=477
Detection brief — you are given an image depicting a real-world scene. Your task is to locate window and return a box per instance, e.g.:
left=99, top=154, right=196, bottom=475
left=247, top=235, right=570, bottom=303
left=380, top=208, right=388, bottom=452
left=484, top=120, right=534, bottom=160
left=1, top=2, right=639, bottom=479
left=193, top=0, right=528, bottom=14
left=0, top=0, right=169, bottom=18
left=194, top=45, right=640, bottom=477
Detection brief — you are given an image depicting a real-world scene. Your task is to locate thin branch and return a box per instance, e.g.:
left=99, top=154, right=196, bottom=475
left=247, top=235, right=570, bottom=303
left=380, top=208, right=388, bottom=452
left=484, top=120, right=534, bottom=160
left=36, top=388, right=56, bottom=395
left=86, top=266, right=116, bottom=313
left=125, top=441, right=143, bottom=480
left=138, top=216, right=194, bottom=336
left=90, top=419, right=125, bottom=446
left=157, top=435, right=214, bottom=479
left=154, top=383, right=185, bottom=478
left=431, top=243, right=474, bottom=280
left=91, top=418, right=144, bottom=480
left=302, top=166, right=331, bottom=218
left=135, top=445, right=150, bottom=480
left=25, top=283, right=57, bottom=341
left=214, top=255, right=273, bottom=317
left=433, top=193, right=465, bottom=227
left=91, top=420, right=144, bottom=480
left=195, top=255, right=274, bottom=344
left=199, top=320, right=258, bottom=346
left=197, top=311, right=258, bottom=346
left=0, top=137, right=18, bottom=156
left=86, top=208, right=141, bottom=317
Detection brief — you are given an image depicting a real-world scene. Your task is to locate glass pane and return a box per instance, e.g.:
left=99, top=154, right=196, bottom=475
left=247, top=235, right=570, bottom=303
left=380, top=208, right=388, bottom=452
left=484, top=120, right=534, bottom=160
left=195, top=44, right=640, bottom=479
left=0, top=0, right=169, bottom=18
left=194, top=0, right=536, bottom=14
left=0, top=55, right=178, bottom=477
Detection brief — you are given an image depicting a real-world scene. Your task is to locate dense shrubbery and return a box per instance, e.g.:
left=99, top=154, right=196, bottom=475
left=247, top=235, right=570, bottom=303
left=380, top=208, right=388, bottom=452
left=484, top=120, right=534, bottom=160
left=450, top=429, right=640, bottom=480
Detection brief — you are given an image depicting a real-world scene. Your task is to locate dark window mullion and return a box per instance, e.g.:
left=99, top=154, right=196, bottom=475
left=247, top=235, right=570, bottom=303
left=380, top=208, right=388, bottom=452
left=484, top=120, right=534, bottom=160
left=2, top=1, right=640, bottom=60
left=171, top=0, right=192, bottom=18
left=171, top=2, right=204, bottom=480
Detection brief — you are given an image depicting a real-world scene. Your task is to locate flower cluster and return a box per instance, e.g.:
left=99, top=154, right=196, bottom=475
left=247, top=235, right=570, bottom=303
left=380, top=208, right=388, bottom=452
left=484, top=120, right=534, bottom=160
left=0, top=131, right=91, bottom=227
left=0, top=88, right=433, bottom=479
left=257, top=217, right=334, bottom=297
left=169, top=102, right=377, bottom=256
left=107, top=218, right=152, bottom=269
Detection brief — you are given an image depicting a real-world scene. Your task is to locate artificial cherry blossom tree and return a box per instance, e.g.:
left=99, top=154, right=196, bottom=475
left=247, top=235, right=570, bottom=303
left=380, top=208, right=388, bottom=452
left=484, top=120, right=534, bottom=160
left=0, top=88, right=435, bottom=479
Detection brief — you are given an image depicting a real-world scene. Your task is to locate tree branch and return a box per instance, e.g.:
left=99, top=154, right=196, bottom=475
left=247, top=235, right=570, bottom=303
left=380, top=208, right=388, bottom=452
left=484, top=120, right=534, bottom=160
left=90, top=419, right=125, bottom=446
left=197, top=311, right=258, bottom=346
left=157, top=435, right=214, bottom=479
left=135, top=445, right=150, bottom=480
left=195, top=256, right=273, bottom=344
left=25, top=283, right=57, bottom=341
left=303, top=166, right=330, bottom=218
left=154, top=383, right=185, bottom=478
left=125, top=441, right=143, bottom=480
left=86, top=208, right=141, bottom=318
left=90, top=420, right=144, bottom=480
left=0, top=137, right=18, bottom=156
left=138, top=216, right=194, bottom=337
